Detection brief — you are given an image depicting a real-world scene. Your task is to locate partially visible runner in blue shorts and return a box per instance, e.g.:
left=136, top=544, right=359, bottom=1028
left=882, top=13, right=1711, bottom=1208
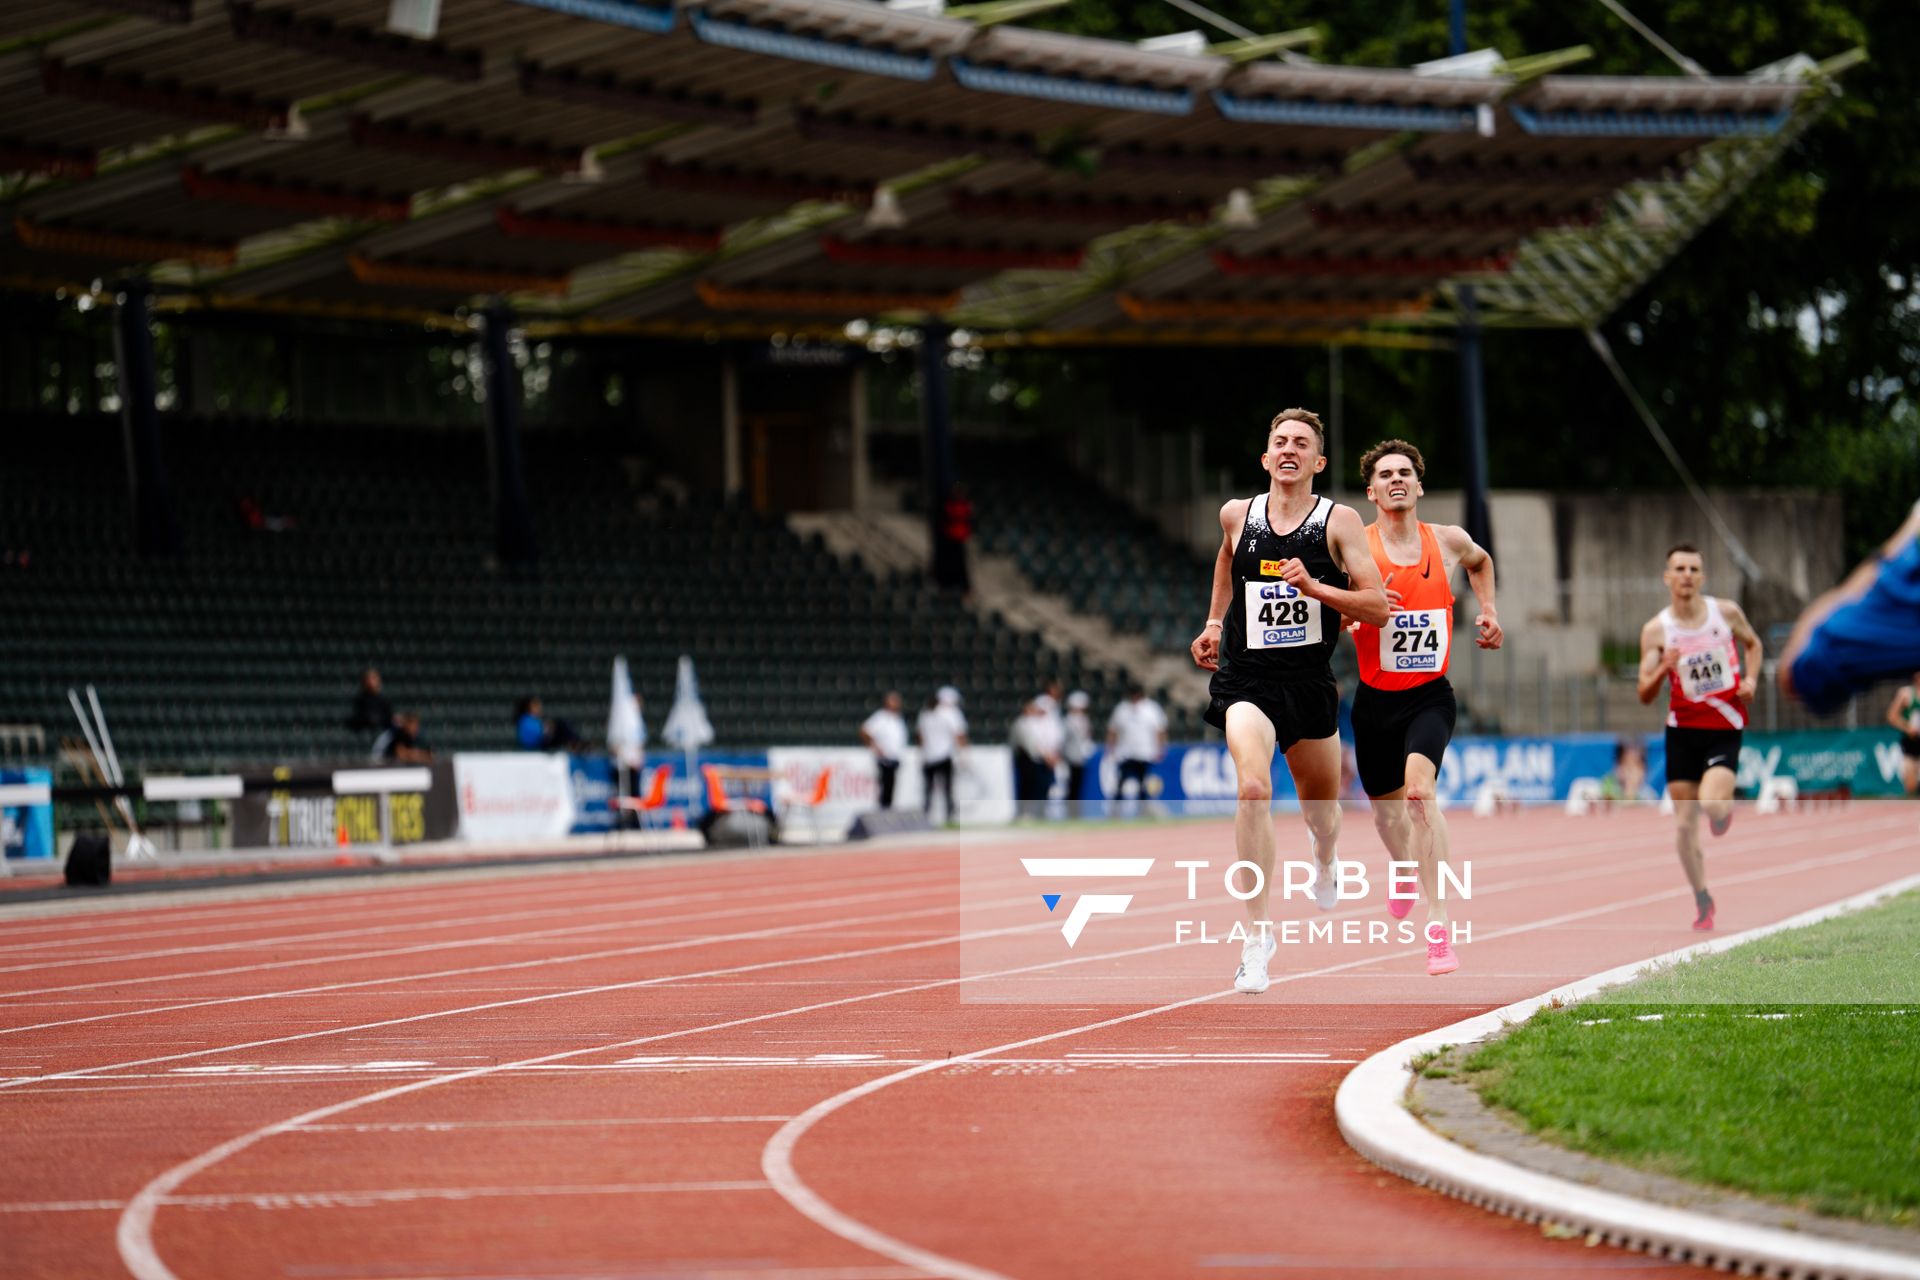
left=1782, top=500, right=1920, bottom=715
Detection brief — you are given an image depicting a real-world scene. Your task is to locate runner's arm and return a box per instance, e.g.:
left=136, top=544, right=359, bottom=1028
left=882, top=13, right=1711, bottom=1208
left=1720, top=599, right=1764, bottom=702
left=1637, top=617, right=1675, bottom=704
left=1307, top=504, right=1390, bottom=626
left=1780, top=499, right=1920, bottom=697
left=1191, top=501, right=1242, bottom=671
left=1887, top=691, right=1910, bottom=733
left=1437, top=524, right=1501, bottom=649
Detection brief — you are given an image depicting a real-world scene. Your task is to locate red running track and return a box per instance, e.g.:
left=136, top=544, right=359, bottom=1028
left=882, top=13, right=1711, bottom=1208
left=1, top=803, right=1912, bottom=1279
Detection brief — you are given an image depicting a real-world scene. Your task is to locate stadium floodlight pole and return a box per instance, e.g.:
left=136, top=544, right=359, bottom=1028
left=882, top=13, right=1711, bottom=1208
left=1447, top=0, right=1495, bottom=562
left=478, top=303, right=538, bottom=566
left=110, top=280, right=180, bottom=558
left=918, top=322, right=959, bottom=588
left=1456, top=288, right=1495, bottom=564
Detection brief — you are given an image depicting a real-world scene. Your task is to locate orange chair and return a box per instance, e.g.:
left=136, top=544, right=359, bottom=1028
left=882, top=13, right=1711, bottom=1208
left=701, top=764, right=770, bottom=848
left=611, top=763, right=673, bottom=830
left=779, top=765, right=834, bottom=843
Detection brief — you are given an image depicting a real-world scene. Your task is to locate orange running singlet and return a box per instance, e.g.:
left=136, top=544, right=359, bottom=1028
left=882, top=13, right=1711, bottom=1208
left=1354, top=521, right=1455, bottom=691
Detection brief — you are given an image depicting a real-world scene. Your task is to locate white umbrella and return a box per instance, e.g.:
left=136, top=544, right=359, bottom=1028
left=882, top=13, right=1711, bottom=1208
left=661, top=655, right=715, bottom=813
left=608, top=655, right=645, bottom=770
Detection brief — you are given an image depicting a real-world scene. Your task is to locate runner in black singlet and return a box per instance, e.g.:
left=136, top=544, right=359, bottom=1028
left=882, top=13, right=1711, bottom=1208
left=1190, top=408, right=1389, bottom=994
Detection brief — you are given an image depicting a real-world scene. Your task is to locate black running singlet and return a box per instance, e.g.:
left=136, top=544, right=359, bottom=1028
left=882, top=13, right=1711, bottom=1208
left=1219, top=492, right=1349, bottom=680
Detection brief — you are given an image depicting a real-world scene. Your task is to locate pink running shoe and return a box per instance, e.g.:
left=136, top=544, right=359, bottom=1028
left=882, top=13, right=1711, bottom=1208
left=1388, top=885, right=1416, bottom=920
left=1425, top=929, right=1459, bottom=976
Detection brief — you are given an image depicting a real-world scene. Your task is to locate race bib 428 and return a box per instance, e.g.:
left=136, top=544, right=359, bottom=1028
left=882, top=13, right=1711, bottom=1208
left=1246, top=581, right=1322, bottom=649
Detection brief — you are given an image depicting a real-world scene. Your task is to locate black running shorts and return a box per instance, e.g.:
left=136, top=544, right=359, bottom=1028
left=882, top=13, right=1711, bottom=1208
left=1205, top=667, right=1338, bottom=753
left=1901, top=733, right=1920, bottom=760
left=1664, top=725, right=1743, bottom=785
left=1350, top=679, right=1457, bottom=798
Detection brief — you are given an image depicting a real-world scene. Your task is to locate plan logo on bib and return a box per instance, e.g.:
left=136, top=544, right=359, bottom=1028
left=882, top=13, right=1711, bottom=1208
left=1022, top=857, right=1154, bottom=946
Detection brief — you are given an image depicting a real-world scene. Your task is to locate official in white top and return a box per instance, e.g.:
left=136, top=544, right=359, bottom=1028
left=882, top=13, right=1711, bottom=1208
left=1062, top=690, right=1096, bottom=817
left=1106, top=686, right=1168, bottom=814
left=917, top=689, right=969, bottom=824
left=1010, top=699, right=1064, bottom=811
left=860, top=691, right=909, bottom=809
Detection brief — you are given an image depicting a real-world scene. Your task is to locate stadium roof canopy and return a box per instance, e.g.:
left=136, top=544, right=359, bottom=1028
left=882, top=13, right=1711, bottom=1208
left=0, top=0, right=1857, bottom=345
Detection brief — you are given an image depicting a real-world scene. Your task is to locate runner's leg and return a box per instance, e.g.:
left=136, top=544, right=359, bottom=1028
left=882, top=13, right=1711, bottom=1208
left=1225, top=703, right=1279, bottom=924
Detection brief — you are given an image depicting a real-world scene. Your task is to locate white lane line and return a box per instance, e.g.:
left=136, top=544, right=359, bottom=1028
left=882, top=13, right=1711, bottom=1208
left=113, top=826, right=1918, bottom=1280
left=16, top=812, right=1909, bottom=1084
left=9, top=1181, right=770, bottom=1214
left=0, top=869, right=743, bottom=954
left=291, top=1116, right=796, bottom=1132
left=0, top=852, right=949, bottom=957
left=755, top=830, right=1920, bottom=1280
left=10, top=804, right=1887, bottom=1034
left=0, top=872, right=950, bottom=1007
left=0, top=865, right=945, bottom=980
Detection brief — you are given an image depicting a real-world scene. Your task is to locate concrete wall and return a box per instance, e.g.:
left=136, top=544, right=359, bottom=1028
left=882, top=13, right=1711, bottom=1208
left=1561, top=490, right=1843, bottom=641
left=1155, top=483, right=1844, bottom=671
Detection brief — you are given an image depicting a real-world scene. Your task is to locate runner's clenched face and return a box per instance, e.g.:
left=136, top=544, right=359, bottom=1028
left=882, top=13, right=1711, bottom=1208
left=1365, top=454, right=1423, bottom=513
left=1263, top=421, right=1324, bottom=487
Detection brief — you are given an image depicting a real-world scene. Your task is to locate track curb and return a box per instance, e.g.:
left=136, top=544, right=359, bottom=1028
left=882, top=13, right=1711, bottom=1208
left=1335, top=871, right=1920, bottom=1280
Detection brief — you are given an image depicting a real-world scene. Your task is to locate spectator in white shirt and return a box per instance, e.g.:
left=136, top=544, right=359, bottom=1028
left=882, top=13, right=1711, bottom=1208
left=1010, top=698, right=1064, bottom=813
left=1062, top=690, right=1096, bottom=817
left=1107, top=686, right=1167, bottom=815
left=860, top=691, right=909, bottom=809
left=918, top=688, right=969, bottom=824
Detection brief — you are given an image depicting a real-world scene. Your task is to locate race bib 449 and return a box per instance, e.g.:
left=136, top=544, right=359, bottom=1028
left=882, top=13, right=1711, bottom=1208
left=1246, top=581, right=1321, bottom=649
left=1679, top=644, right=1736, bottom=699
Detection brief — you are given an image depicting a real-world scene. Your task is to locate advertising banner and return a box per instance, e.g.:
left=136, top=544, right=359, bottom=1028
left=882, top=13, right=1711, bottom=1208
left=1733, top=729, right=1907, bottom=799
left=232, top=760, right=457, bottom=849
left=569, top=751, right=772, bottom=834
left=452, top=753, right=576, bottom=843
left=1064, top=735, right=1626, bottom=814
left=1, top=767, right=53, bottom=860
left=765, top=746, right=1016, bottom=838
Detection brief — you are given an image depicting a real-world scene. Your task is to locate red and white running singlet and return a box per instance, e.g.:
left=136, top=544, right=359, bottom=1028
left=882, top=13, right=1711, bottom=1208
left=1354, top=521, right=1455, bottom=691
left=1660, top=598, right=1746, bottom=729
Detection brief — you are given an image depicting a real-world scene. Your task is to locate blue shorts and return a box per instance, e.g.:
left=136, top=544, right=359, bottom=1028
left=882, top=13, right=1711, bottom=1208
left=1789, top=534, right=1920, bottom=715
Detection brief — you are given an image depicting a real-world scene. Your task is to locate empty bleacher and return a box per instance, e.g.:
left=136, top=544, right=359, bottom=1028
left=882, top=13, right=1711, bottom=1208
left=0, top=415, right=1126, bottom=771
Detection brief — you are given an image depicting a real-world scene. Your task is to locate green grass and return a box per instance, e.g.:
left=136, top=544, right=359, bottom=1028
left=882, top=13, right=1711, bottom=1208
left=1461, top=890, right=1920, bottom=1227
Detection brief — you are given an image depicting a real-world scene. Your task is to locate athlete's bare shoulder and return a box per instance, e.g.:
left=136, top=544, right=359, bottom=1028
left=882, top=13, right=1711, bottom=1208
left=1326, top=501, right=1366, bottom=535
left=1218, top=497, right=1251, bottom=533
left=1639, top=613, right=1666, bottom=648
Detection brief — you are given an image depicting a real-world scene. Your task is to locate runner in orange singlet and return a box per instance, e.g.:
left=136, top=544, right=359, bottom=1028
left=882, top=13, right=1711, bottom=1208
left=1348, top=440, right=1501, bottom=976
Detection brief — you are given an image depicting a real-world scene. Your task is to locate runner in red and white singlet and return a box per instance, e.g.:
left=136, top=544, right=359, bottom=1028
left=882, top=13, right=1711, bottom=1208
left=1636, top=544, right=1764, bottom=931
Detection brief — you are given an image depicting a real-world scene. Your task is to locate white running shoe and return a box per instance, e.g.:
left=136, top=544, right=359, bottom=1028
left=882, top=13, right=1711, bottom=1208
left=1313, top=859, right=1340, bottom=912
left=1233, top=929, right=1276, bottom=994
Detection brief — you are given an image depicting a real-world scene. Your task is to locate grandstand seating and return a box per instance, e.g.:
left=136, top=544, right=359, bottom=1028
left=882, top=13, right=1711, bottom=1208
left=872, top=434, right=1362, bottom=737
left=0, top=415, right=1127, bottom=771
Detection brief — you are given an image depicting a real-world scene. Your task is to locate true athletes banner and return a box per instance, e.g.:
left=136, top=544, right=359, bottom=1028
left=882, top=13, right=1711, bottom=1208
left=232, top=760, right=458, bottom=849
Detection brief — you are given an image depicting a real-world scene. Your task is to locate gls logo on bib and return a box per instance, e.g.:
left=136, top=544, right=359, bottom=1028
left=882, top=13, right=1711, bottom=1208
left=1382, top=610, right=1446, bottom=672
left=1247, top=581, right=1321, bottom=649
